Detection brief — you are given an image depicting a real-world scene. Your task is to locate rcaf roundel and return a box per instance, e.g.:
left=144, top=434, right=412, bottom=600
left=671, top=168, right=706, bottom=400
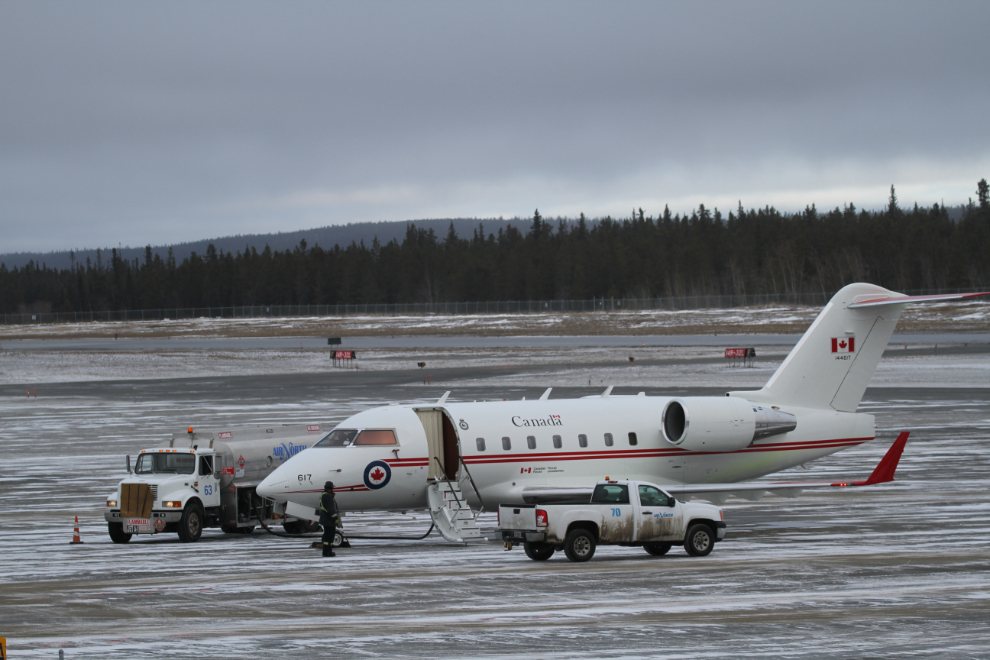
left=363, top=460, right=392, bottom=490
left=831, top=337, right=855, bottom=353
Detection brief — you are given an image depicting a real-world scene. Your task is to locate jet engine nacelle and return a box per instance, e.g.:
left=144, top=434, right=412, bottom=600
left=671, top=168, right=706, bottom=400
left=661, top=397, right=797, bottom=452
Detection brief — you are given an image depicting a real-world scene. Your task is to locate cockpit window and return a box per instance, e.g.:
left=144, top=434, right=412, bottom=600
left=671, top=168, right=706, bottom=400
left=135, top=453, right=195, bottom=475
left=314, top=429, right=397, bottom=447
left=353, top=430, right=397, bottom=445
left=314, top=429, right=359, bottom=447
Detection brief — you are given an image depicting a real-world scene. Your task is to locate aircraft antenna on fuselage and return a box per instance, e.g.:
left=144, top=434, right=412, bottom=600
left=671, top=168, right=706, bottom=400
left=601, top=386, right=613, bottom=398
left=540, top=388, right=552, bottom=400
left=437, top=391, right=450, bottom=404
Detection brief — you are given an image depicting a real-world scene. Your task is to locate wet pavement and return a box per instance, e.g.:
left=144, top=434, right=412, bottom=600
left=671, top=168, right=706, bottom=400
left=1, top=360, right=989, bottom=658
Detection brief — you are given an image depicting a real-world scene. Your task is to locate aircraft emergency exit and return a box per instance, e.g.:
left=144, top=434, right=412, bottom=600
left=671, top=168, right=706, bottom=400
left=257, top=283, right=988, bottom=541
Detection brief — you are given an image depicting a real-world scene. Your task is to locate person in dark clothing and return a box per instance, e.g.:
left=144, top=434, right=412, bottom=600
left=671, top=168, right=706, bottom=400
left=319, top=481, right=341, bottom=557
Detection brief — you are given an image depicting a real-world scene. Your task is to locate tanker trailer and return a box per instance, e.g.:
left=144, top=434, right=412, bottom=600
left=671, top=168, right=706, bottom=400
left=104, top=424, right=325, bottom=543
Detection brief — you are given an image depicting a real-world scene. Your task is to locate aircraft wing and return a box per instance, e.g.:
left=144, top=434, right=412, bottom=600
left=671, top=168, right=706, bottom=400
left=666, top=432, right=909, bottom=503
left=521, top=432, right=909, bottom=505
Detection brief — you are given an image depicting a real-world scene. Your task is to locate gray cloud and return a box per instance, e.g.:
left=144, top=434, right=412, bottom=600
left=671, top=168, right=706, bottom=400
left=1, top=1, right=988, bottom=252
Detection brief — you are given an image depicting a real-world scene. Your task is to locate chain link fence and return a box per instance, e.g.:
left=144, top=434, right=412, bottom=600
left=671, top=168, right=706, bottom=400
left=2, top=288, right=983, bottom=326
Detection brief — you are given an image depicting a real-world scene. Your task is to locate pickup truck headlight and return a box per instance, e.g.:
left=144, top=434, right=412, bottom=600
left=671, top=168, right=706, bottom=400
left=106, top=499, right=117, bottom=508
left=164, top=501, right=183, bottom=508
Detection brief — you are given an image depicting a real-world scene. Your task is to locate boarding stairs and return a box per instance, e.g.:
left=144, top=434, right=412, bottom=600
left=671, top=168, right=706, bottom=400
left=427, top=475, right=485, bottom=543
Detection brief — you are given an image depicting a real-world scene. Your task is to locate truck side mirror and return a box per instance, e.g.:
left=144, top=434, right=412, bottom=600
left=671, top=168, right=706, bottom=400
left=126, top=455, right=131, bottom=474
left=667, top=496, right=676, bottom=507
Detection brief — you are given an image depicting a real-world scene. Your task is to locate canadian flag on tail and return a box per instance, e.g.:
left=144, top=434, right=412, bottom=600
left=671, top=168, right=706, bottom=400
left=831, top=337, right=855, bottom=353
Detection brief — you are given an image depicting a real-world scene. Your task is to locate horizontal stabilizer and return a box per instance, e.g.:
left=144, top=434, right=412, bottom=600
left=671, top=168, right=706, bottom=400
left=848, top=291, right=990, bottom=308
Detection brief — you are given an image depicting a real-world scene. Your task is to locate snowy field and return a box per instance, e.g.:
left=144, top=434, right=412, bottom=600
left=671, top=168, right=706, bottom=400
left=1, top=340, right=989, bottom=658
left=3, top=342, right=990, bottom=390
left=2, top=299, right=989, bottom=339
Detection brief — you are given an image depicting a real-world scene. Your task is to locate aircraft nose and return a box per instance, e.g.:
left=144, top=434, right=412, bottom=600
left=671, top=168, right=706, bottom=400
left=258, top=464, right=289, bottom=500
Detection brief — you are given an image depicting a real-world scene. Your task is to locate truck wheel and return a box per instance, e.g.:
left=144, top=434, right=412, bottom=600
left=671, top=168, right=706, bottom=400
left=177, top=504, right=204, bottom=543
left=108, top=522, right=132, bottom=544
left=282, top=520, right=303, bottom=535
left=563, top=528, right=596, bottom=562
left=333, top=531, right=344, bottom=547
left=643, top=542, right=672, bottom=556
left=524, top=542, right=555, bottom=561
left=684, top=523, right=714, bottom=557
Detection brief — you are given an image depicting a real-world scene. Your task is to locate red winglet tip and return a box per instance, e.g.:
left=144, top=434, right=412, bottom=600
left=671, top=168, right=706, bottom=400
left=864, top=431, right=910, bottom=485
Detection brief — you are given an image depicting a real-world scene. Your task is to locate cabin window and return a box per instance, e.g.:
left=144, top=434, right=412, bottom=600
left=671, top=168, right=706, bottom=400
left=353, top=429, right=397, bottom=445
left=591, top=483, right=629, bottom=504
left=476, top=437, right=485, bottom=452
left=628, top=432, right=638, bottom=446
left=502, top=436, right=511, bottom=451
left=527, top=435, right=536, bottom=450
left=552, top=435, right=562, bottom=449
left=604, top=433, right=614, bottom=447
left=578, top=434, right=588, bottom=448
left=198, top=455, right=213, bottom=476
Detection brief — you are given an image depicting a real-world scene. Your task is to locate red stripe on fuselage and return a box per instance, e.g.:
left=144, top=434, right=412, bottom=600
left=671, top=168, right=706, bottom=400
left=460, top=437, right=872, bottom=464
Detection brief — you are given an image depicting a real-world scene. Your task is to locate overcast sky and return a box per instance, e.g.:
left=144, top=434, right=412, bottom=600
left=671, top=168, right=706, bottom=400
left=2, top=1, right=988, bottom=253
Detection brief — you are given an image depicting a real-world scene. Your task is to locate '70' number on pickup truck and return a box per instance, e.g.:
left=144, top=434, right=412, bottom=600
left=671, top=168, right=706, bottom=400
left=611, top=508, right=622, bottom=517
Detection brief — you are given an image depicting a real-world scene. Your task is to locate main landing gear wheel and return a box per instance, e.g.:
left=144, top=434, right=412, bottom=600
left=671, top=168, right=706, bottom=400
left=524, top=542, right=555, bottom=561
left=563, top=528, right=596, bottom=562
left=684, top=523, right=714, bottom=557
left=643, top=542, right=672, bottom=556
left=333, top=531, right=344, bottom=547
left=108, top=522, right=132, bottom=544
left=177, top=504, right=204, bottom=543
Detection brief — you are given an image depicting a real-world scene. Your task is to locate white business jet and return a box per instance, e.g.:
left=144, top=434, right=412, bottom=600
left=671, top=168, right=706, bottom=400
left=258, top=283, right=987, bottom=541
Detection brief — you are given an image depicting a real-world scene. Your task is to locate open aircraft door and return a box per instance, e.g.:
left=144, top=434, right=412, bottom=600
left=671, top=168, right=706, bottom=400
left=415, top=409, right=460, bottom=481
left=415, top=408, right=481, bottom=543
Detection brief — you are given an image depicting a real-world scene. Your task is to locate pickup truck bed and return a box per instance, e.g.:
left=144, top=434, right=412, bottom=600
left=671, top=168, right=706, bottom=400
left=497, top=480, right=725, bottom=562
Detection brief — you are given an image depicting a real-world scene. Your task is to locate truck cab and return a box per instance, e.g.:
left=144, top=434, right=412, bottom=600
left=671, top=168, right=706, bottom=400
left=105, top=447, right=222, bottom=542
left=498, top=479, right=726, bottom=562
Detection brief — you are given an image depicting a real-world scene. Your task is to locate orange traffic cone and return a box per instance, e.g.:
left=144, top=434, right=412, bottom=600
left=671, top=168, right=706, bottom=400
left=70, top=516, right=84, bottom=544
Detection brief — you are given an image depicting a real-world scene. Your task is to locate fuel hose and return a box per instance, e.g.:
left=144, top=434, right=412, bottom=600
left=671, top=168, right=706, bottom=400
left=252, top=502, right=435, bottom=541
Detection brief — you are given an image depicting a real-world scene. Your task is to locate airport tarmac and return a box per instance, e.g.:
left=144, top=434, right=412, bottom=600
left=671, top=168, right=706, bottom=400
left=1, top=353, right=989, bottom=658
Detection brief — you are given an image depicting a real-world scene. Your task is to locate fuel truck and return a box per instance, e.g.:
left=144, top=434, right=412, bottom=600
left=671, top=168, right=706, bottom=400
left=104, top=424, right=325, bottom=543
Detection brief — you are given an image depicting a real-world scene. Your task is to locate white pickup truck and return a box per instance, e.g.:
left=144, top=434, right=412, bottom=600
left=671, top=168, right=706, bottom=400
left=497, top=480, right=726, bottom=562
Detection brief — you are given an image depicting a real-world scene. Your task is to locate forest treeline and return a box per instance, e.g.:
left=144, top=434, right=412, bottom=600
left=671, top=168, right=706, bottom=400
left=3, top=182, right=989, bottom=314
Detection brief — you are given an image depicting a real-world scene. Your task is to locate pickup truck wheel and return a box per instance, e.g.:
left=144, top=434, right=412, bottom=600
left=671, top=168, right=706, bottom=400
left=177, top=504, right=204, bottom=543
left=108, top=522, right=132, bottom=544
left=643, top=542, right=672, bottom=556
left=684, top=523, right=714, bottom=557
left=563, top=528, right=596, bottom=562
left=524, top=542, right=555, bottom=561
left=333, top=531, right=344, bottom=547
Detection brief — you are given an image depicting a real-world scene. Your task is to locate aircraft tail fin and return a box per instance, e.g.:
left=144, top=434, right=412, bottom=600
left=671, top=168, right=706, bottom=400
left=731, top=283, right=988, bottom=412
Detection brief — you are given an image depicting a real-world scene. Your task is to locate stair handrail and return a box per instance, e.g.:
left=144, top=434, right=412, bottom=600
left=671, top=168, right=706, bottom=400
left=459, top=457, right=486, bottom=514
left=432, top=456, right=467, bottom=515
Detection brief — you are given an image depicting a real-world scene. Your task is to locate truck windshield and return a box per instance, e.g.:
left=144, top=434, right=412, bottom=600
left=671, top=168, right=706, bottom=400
left=591, top=484, right=630, bottom=504
left=314, top=429, right=359, bottom=447
left=135, top=453, right=195, bottom=475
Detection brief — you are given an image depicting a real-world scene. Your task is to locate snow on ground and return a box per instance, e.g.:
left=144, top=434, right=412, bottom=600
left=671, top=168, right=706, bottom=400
left=1, top=356, right=989, bottom=657
left=2, top=299, right=988, bottom=339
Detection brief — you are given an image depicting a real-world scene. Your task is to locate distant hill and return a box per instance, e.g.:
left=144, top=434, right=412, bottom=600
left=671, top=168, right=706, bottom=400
left=0, top=217, right=540, bottom=270
left=1, top=203, right=972, bottom=271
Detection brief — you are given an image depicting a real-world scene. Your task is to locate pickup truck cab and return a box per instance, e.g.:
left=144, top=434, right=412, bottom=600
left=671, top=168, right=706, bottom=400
left=497, top=480, right=726, bottom=562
